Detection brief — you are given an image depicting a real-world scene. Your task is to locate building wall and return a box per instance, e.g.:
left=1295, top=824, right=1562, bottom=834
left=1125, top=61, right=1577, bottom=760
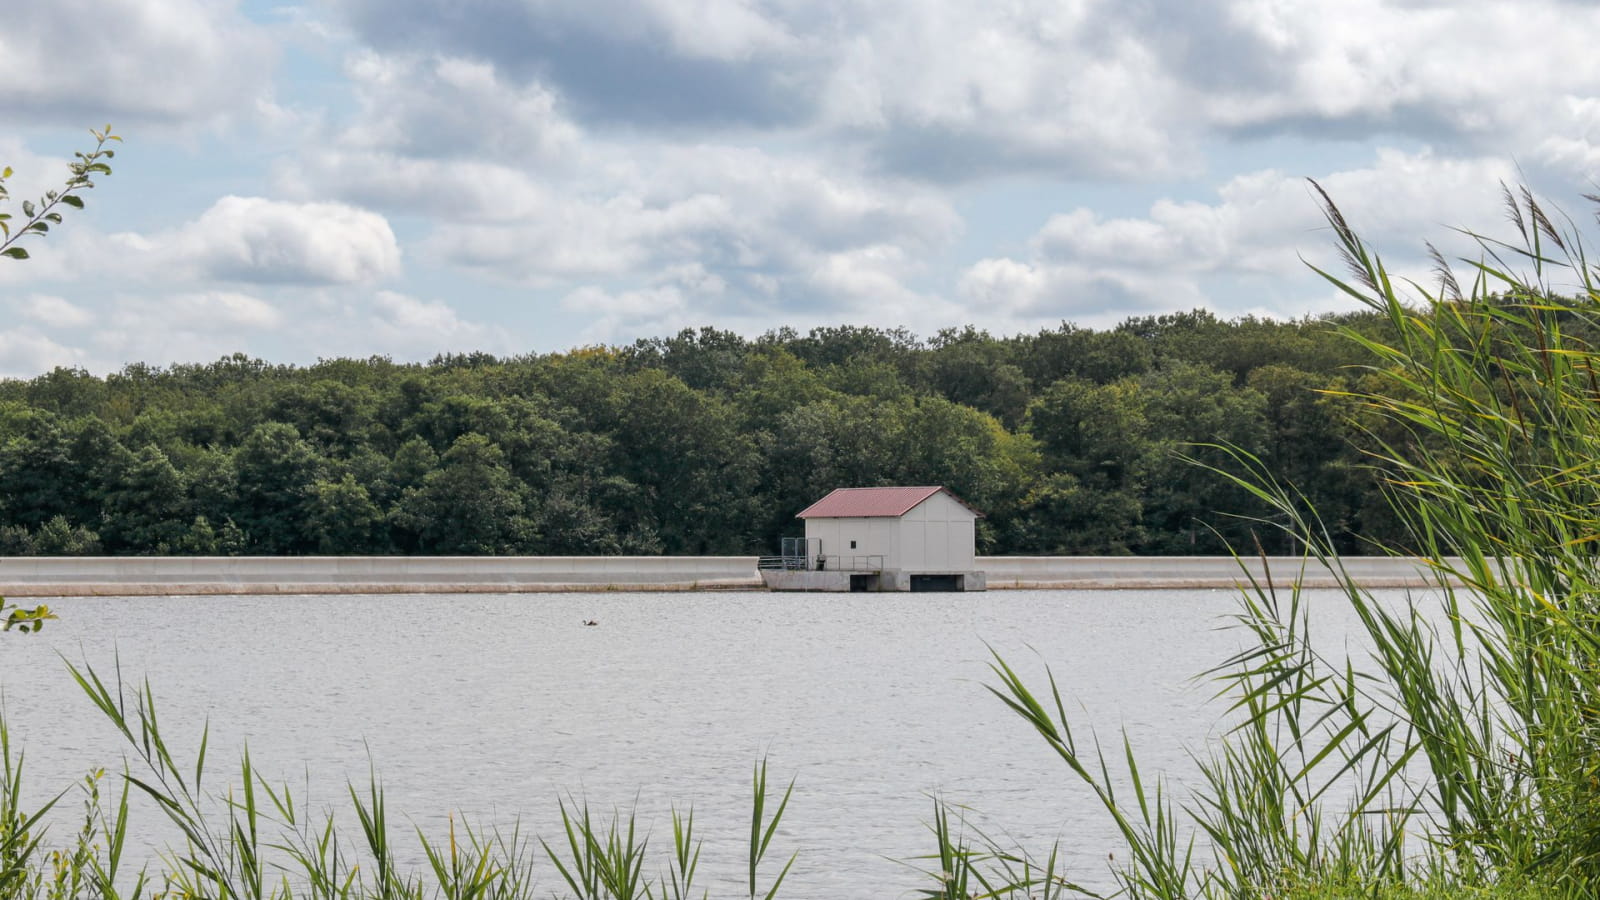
left=895, top=491, right=977, bottom=571
left=804, top=491, right=976, bottom=572
left=804, top=517, right=899, bottom=568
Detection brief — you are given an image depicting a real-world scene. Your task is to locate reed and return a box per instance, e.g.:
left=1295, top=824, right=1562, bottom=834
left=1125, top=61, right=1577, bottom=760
left=2, top=656, right=1082, bottom=899
left=989, top=184, right=1600, bottom=898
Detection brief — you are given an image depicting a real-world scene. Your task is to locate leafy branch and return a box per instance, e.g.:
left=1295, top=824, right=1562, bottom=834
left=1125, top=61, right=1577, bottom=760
left=1, top=597, right=54, bottom=634
left=0, top=124, right=120, bottom=261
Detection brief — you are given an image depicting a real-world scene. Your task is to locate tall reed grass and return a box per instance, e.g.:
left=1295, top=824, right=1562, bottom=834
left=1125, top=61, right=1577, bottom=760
left=5, top=657, right=1076, bottom=899
left=989, top=183, right=1600, bottom=898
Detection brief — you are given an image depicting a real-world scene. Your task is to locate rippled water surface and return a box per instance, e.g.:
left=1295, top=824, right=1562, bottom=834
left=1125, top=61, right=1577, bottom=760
left=6, top=588, right=1384, bottom=897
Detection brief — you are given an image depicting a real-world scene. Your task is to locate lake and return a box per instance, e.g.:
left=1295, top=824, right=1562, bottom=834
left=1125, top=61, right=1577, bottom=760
left=3, top=588, right=1388, bottom=898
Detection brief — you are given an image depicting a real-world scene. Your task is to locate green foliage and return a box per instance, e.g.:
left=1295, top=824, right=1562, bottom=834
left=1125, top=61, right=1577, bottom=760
left=989, top=184, right=1600, bottom=899
left=0, top=600, right=54, bottom=634
left=0, top=126, right=119, bottom=261
left=0, top=311, right=1399, bottom=557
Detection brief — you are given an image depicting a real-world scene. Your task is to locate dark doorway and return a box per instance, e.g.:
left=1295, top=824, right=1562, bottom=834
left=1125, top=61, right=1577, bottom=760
left=850, top=574, right=877, bottom=592
left=909, top=574, right=962, bottom=592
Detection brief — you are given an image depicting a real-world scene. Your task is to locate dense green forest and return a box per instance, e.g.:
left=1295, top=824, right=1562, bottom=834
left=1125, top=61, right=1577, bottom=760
left=0, top=310, right=1413, bottom=557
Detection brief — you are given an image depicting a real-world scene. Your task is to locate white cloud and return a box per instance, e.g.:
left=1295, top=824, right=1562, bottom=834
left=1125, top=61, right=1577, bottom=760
left=160, top=292, right=285, bottom=331
left=87, top=293, right=285, bottom=369
left=363, top=290, right=514, bottom=356
left=325, top=0, right=1600, bottom=186
left=563, top=283, right=695, bottom=345
left=1191, top=1, right=1600, bottom=155
left=282, top=151, right=552, bottom=223
left=821, top=0, right=1189, bottom=178
left=959, top=149, right=1520, bottom=327
left=0, top=328, right=88, bottom=378
left=339, top=52, right=581, bottom=164
left=16, top=295, right=94, bottom=329
left=432, top=144, right=958, bottom=291
left=641, top=0, right=795, bottom=61
left=113, top=196, right=402, bottom=285
left=0, top=0, right=274, bottom=127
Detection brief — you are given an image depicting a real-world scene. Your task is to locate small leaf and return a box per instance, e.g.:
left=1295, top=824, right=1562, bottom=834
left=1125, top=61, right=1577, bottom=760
left=3, top=247, right=31, bottom=259
left=28, top=222, right=47, bottom=234
left=21, top=199, right=34, bottom=217
left=1, top=166, right=10, bottom=178
left=60, top=196, right=84, bottom=209
left=44, top=213, right=61, bottom=224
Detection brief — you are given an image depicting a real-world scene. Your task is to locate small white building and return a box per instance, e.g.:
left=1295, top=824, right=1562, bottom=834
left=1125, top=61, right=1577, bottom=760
left=761, top=486, right=987, bottom=592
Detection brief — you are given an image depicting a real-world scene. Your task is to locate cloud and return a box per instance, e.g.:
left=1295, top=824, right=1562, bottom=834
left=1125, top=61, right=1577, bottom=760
left=431, top=144, right=958, bottom=284
left=322, top=0, right=1600, bottom=186
left=326, top=0, right=1193, bottom=180
left=959, top=149, right=1519, bottom=326
left=0, top=287, right=517, bottom=374
left=338, top=52, right=582, bottom=163
left=0, top=328, right=88, bottom=378
left=0, top=0, right=274, bottom=128
left=158, top=292, right=286, bottom=331
left=332, top=0, right=802, bottom=129
left=281, top=151, right=552, bottom=224
left=112, top=196, right=402, bottom=285
left=16, top=295, right=94, bottom=329
left=365, top=290, right=513, bottom=355
left=84, top=293, right=282, bottom=371
left=1191, top=0, right=1600, bottom=146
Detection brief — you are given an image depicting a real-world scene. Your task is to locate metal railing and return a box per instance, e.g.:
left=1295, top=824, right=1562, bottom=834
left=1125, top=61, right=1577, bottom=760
left=758, top=553, right=885, bottom=572
left=816, top=555, right=884, bottom=572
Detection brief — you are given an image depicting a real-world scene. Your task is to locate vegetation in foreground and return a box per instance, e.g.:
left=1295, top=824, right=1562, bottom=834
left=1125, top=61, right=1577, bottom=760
left=8, top=184, right=1600, bottom=898
left=982, top=184, right=1600, bottom=898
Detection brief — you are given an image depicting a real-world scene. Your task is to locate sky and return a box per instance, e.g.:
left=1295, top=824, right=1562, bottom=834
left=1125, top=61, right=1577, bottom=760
left=2, top=0, right=1598, bottom=377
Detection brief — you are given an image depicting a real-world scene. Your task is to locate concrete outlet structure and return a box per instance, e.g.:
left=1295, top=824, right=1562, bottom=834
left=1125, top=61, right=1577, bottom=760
left=760, top=486, right=987, bottom=592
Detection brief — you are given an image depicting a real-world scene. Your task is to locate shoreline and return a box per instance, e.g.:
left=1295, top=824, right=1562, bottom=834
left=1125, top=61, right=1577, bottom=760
left=0, top=555, right=1458, bottom=597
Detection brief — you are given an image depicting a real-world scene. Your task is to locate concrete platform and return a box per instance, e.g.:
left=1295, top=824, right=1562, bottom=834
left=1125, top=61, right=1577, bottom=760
left=760, top=569, right=988, bottom=591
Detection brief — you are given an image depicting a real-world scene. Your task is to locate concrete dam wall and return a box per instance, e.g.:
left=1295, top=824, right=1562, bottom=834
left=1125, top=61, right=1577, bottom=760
left=0, top=555, right=1458, bottom=597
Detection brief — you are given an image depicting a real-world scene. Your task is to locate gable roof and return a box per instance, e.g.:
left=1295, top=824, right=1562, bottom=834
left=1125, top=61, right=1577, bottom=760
left=796, top=486, right=983, bottom=519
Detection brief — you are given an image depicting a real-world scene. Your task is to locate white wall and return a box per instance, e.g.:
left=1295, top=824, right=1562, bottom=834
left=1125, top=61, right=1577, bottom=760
left=803, top=518, right=898, bottom=567
left=895, top=491, right=977, bottom=571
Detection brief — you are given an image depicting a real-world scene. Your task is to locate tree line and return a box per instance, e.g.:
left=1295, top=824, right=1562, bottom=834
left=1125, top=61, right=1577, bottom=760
left=0, top=311, right=1425, bottom=557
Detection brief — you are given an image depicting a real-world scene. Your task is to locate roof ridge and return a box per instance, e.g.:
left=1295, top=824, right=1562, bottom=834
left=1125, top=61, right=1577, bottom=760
left=795, top=485, right=981, bottom=519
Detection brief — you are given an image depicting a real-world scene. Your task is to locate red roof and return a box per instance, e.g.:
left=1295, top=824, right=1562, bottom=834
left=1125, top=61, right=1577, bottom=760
left=795, top=486, right=983, bottom=519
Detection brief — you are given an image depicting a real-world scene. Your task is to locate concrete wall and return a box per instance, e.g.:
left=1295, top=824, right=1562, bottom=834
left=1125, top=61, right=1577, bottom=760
left=0, top=556, right=765, bottom=595
left=0, top=555, right=1462, bottom=596
left=980, top=556, right=1460, bottom=589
